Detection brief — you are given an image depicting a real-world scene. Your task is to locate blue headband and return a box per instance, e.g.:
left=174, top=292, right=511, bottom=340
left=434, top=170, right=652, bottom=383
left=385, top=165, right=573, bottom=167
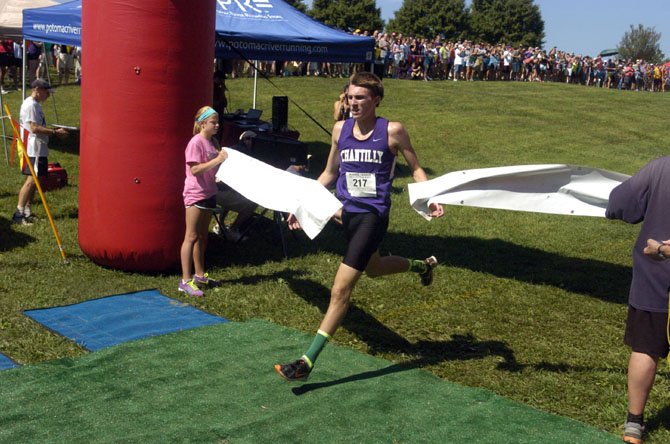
left=196, top=107, right=217, bottom=122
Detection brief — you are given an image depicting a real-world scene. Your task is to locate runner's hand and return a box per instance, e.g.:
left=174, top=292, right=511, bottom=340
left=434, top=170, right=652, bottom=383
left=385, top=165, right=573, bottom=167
left=429, top=202, right=444, bottom=218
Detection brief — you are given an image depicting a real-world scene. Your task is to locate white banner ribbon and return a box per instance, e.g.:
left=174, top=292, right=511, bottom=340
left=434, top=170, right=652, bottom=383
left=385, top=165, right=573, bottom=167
left=408, top=164, right=630, bottom=220
left=215, top=149, right=342, bottom=239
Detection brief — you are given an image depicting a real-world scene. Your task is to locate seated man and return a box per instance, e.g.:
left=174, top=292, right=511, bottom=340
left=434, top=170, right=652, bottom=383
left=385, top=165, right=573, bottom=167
left=214, top=130, right=258, bottom=241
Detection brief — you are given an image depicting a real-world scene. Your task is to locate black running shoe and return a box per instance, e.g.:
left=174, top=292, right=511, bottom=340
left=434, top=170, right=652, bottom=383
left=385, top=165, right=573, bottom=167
left=275, top=359, right=311, bottom=381
left=419, top=256, right=438, bottom=286
left=12, top=210, right=32, bottom=225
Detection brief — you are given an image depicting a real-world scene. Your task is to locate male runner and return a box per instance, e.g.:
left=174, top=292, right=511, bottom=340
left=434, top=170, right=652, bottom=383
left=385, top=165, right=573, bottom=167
left=275, top=71, right=444, bottom=381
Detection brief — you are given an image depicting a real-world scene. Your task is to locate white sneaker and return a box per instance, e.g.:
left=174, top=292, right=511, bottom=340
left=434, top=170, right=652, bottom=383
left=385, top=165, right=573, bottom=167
left=1, top=89, right=8, bottom=95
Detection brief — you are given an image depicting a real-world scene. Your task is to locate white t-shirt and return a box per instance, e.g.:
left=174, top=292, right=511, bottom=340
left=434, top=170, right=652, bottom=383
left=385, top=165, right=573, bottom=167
left=503, top=50, right=513, bottom=66
left=13, top=42, right=22, bottom=60
left=20, top=96, right=48, bottom=157
left=454, top=48, right=464, bottom=66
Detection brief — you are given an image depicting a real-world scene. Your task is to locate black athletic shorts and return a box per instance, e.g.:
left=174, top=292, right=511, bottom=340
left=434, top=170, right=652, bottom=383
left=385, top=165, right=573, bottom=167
left=342, top=210, right=389, bottom=272
left=192, top=196, right=217, bottom=210
left=21, top=156, right=48, bottom=177
left=624, top=305, right=670, bottom=359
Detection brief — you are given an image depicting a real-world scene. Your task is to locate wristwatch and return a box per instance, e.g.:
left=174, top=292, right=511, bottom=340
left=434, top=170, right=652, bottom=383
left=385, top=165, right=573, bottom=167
left=657, top=243, right=667, bottom=259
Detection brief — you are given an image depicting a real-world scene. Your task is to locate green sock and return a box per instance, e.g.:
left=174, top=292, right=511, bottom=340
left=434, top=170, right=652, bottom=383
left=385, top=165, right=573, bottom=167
left=302, top=329, right=331, bottom=368
left=408, top=259, right=427, bottom=274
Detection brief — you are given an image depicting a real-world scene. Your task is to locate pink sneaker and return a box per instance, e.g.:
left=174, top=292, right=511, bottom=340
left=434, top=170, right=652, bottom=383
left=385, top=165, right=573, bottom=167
left=178, top=279, right=203, bottom=297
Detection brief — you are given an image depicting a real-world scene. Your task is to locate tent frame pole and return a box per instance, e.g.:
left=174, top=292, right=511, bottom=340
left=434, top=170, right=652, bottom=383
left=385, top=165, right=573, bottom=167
left=252, top=60, right=258, bottom=109
left=22, top=39, right=26, bottom=100
left=43, top=50, right=59, bottom=122
left=0, top=85, right=7, bottom=164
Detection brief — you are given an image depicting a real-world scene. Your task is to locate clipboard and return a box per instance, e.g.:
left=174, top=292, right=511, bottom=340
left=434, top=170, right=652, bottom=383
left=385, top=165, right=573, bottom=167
left=51, top=124, right=79, bottom=131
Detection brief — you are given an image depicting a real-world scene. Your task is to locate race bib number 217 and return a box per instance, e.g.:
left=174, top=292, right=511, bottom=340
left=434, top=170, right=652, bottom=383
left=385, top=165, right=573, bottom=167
left=346, top=172, right=377, bottom=197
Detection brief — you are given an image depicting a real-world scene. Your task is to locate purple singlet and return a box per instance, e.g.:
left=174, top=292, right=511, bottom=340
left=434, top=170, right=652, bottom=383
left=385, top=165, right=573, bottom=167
left=336, top=117, right=396, bottom=216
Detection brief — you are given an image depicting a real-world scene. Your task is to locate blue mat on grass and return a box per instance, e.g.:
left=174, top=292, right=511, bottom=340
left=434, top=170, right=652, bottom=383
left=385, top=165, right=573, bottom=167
left=24, top=289, right=228, bottom=351
left=0, top=353, right=18, bottom=370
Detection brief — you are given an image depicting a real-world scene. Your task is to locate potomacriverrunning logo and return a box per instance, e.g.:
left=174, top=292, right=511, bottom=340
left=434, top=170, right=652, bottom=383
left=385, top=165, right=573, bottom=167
left=216, top=0, right=282, bottom=20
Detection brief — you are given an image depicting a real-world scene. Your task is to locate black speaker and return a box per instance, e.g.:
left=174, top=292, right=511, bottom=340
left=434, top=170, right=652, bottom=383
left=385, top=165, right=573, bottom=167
left=252, top=134, right=307, bottom=170
left=272, top=96, right=288, bottom=132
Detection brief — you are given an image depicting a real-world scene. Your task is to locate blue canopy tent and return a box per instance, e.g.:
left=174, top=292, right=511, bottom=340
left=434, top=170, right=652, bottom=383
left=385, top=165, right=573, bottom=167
left=22, top=0, right=80, bottom=46
left=213, top=0, right=373, bottom=63
left=23, top=0, right=374, bottom=62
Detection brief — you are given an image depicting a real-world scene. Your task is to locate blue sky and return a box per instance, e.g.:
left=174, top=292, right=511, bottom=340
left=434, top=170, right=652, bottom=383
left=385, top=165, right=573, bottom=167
left=306, top=0, right=670, bottom=58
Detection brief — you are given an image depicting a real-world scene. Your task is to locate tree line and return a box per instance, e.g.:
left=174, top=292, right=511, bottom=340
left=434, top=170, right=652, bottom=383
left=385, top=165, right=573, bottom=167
left=286, top=0, right=545, bottom=48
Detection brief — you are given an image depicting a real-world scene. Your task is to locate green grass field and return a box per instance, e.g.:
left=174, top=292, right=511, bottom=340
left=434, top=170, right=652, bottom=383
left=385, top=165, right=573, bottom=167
left=1, top=77, right=669, bottom=441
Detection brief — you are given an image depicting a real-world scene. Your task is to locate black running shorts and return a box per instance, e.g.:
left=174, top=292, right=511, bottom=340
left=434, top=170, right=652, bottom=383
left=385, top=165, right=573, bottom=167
left=624, top=305, right=670, bottom=359
left=193, top=196, right=217, bottom=210
left=342, top=211, right=389, bottom=272
left=22, top=156, right=48, bottom=177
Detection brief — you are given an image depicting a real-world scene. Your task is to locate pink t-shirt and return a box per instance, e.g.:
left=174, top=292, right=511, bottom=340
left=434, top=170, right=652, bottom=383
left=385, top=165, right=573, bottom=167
left=182, top=134, right=219, bottom=206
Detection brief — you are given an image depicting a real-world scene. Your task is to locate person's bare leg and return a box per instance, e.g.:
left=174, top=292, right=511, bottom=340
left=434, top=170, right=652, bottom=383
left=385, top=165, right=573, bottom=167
left=364, top=250, right=409, bottom=278
left=627, top=351, right=658, bottom=415
left=17, top=176, right=36, bottom=209
left=318, top=263, right=362, bottom=336
left=180, top=206, right=201, bottom=282
left=192, top=209, right=211, bottom=278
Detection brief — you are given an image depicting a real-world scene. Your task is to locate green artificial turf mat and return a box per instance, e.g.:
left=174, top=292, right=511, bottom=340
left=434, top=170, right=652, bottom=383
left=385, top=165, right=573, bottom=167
left=0, top=320, right=618, bottom=443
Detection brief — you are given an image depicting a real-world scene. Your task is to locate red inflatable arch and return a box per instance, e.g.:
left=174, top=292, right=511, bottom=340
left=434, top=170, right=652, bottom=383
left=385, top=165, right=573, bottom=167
left=78, top=1, right=215, bottom=271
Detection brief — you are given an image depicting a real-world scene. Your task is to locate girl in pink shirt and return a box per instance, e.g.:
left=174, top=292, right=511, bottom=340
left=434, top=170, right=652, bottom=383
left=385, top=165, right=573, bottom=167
left=179, top=106, right=227, bottom=296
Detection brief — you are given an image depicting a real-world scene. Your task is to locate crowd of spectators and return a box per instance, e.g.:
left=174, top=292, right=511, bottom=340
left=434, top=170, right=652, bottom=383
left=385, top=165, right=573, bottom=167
left=3, top=33, right=667, bottom=94
left=224, top=29, right=669, bottom=93
left=0, top=39, right=81, bottom=94
left=366, top=32, right=670, bottom=92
